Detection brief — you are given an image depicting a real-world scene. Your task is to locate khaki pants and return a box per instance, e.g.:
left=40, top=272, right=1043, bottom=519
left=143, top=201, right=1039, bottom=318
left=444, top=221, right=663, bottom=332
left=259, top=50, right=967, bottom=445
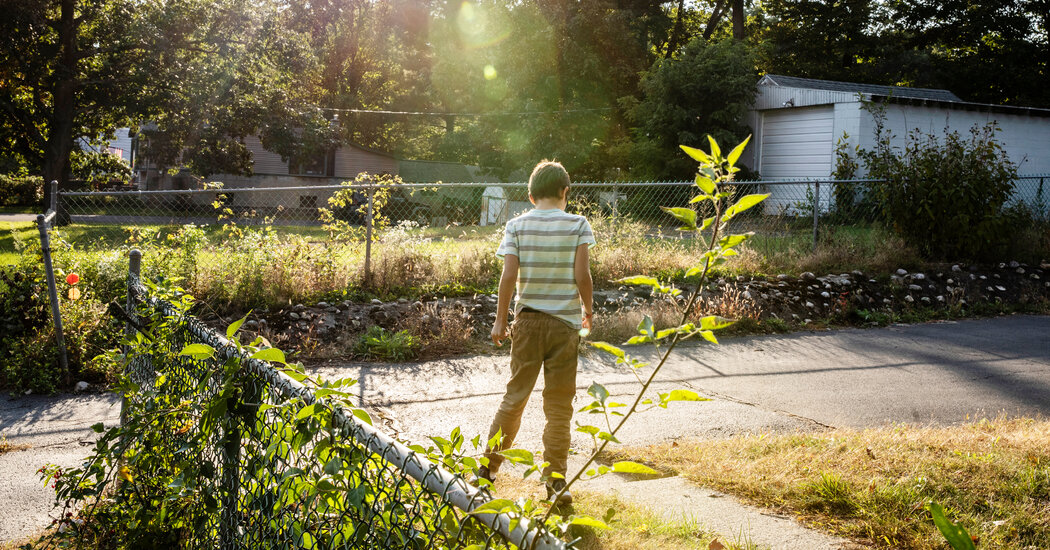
left=485, top=310, right=579, bottom=477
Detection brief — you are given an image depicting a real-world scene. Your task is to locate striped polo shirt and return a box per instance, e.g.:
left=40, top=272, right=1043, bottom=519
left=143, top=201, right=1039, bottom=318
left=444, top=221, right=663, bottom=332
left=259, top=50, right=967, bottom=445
left=497, top=208, right=596, bottom=329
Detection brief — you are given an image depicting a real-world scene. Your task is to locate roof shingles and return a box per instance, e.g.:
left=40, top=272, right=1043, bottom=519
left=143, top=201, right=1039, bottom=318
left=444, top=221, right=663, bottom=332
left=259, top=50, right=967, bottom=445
left=760, top=74, right=962, bottom=102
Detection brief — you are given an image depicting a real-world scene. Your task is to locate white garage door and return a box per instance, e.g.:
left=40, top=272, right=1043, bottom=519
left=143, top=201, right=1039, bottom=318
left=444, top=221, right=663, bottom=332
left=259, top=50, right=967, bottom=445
left=759, top=106, right=834, bottom=214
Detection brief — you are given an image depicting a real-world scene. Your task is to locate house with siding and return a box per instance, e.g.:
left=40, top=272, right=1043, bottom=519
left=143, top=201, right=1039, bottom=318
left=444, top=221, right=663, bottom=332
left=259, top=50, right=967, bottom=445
left=745, top=74, right=1050, bottom=213
left=137, top=135, right=483, bottom=218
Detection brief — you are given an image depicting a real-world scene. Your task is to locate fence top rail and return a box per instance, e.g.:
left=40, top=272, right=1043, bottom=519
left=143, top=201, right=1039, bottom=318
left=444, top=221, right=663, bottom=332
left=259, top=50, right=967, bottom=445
left=59, top=174, right=1049, bottom=198
left=60, top=178, right=899, bottom=198
left=127, top=274, right=566, bottom=550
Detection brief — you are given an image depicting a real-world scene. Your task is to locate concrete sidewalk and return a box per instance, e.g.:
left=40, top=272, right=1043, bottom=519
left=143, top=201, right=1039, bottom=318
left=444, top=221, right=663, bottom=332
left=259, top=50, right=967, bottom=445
left=2, top=315, right=1047, bottom=546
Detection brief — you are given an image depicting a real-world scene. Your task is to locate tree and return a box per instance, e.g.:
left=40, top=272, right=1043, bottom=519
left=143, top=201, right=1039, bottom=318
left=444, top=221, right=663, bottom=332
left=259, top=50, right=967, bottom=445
left=0, top=0, right=150, bottom=203
left=0, top=0, right=328, bottom=207
left=629, top=37, right=756, bottom=180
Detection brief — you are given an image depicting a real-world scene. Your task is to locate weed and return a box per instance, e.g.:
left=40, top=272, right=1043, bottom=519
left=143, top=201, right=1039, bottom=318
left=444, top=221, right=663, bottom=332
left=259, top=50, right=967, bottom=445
left=398, top=302, right=478, bottom=359
left=353, top=325, right=419, bottom=361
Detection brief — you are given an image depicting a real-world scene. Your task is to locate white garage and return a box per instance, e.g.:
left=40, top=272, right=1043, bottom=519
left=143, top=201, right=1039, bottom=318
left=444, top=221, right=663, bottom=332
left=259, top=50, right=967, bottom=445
left=746, top=74, right=1050, bottom=214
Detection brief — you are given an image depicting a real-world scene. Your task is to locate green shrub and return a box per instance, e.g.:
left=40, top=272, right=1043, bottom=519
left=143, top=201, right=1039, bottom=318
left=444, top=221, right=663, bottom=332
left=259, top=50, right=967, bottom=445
left=353, top=325, right=419, bottom=361
left=0, top=174, right=43, bottom=206
left=0, top=257, right=120, bottom=392
left=859, top=107, right=1020, bottom=261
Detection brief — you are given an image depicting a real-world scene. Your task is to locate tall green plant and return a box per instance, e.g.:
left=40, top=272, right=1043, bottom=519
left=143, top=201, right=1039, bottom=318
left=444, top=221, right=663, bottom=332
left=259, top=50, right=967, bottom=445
left=535, top=134, right=767, bottom=519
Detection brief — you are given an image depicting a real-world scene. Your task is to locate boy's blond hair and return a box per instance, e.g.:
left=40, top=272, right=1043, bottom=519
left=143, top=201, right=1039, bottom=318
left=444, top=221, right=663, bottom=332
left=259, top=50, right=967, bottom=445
left=528, top=160, right=570, bottom=200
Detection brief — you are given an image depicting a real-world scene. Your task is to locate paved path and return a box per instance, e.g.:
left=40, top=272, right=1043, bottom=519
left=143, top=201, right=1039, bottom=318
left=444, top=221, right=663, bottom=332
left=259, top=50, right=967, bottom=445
left=2, top=315, right=1047, bottom=546
left=0, top=214, right=39, bottom=223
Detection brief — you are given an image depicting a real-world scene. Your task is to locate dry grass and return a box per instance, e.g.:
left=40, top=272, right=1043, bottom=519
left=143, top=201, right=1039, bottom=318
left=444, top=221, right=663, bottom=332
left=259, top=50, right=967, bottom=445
left=589, top=300, right=682, bottom=345
left=608, top=416, right=1050, bottom=549
left=397, top=301, right=482, bottom=359
left=0, top=435, right=29, bottom=456
left=492, top=473, right=756, bottom=550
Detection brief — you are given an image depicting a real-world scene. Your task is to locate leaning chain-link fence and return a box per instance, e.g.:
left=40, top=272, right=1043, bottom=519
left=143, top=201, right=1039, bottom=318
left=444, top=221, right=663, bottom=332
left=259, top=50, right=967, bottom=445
left=123, top=272, right=566, bottom=549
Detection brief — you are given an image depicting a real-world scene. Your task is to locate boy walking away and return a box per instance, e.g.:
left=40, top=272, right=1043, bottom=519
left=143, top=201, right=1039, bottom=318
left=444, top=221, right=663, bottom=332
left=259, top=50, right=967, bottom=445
left=477, top=160, right=594, bottom=506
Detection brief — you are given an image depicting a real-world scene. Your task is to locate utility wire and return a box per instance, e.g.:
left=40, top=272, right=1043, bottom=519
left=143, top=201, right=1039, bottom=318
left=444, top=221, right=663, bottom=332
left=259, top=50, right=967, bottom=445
left=318, top=106, right=614, bottom=117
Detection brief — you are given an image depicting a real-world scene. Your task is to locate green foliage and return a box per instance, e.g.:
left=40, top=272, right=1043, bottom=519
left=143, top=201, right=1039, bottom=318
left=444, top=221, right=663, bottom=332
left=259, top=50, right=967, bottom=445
left=0, top=254, right=119, bottom=392
left=0, top=174, right=43, bottom=207
left=318, top=173, right=402, bottom=241
left=629, top=38, right=756, bottom=180
left=353, top=325, right=419, bottom=361
left=927, top=502, right=977, bottom=550
left=859, top=113, right=1021, bottom=261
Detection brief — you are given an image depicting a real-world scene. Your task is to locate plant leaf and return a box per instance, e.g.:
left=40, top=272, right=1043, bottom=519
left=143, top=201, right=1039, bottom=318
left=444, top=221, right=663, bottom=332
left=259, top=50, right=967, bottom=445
left=499, top=449, right=534, bottom=465
left=611, top=461, right=660, bottom=475
left=351, top=408, right=372, bottom=426
left=664, top=389, right=709, bottom=403
left=699, top=330, right=719, bottom=344
left=251, top=347, right=287, bottom=364
left=927, top=502, right=977, bottom=550
left=721, top=194, right=770, bottom=222
left=638, top=315, right=655, bottom=337
left=295, top=403, right=318, bottom=421
left=226, top=312, right=250, bottom=340
left=470, top=498, right=515, bottom=515
left=661, top=206, right=697, bottom=230
left=617, top=275, right=660, bottom=287
left=699, top=316, right=735, bottom=331
left=179, top=344, right=214, bottom=361
left=680, top=144, right=711, bottom=164
left=718, top=233, right=752, bottom=250
left=706, top=135, right=722, bottom=159
left=727, top=135, right=751, bottom=166
left=589, top=341, right=625, bottom=360
left=695, top=175, right=716, bottom=195
left=588, top=382, right=610, bottom=404
left=575, top=424, right=600, bottom=435
left=569, top=516, right=610, bottom=529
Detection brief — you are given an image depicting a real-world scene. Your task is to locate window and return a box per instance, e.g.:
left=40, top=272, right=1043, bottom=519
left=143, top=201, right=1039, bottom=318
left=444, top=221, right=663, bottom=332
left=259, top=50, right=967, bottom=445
left=289, top=148, right=335, bottom=177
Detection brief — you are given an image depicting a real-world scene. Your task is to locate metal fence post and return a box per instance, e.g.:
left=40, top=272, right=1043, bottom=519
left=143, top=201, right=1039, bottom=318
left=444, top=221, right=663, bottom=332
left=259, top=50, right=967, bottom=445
left=812, top=181, right=820, bottom=251
left=36, top=212, right=70, bottom=385
left=121, top=249, right=141, bottom=427
left=50, top=180, right=58, bottom=213
left=364, top=185, right=374, bottom=287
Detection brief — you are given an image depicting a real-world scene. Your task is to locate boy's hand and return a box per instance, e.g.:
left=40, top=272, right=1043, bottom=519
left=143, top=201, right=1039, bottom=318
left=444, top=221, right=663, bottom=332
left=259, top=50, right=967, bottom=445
left=491, top=319, right=509, bottom=346
left=582, top=313, right=593, bottom=331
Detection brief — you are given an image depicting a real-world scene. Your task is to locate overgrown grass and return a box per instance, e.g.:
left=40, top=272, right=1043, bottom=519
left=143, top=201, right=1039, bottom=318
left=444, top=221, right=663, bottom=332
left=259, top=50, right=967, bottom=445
left=608, top=416, right=1050, bottom=549
left=1, top=211, right=945, bottom=314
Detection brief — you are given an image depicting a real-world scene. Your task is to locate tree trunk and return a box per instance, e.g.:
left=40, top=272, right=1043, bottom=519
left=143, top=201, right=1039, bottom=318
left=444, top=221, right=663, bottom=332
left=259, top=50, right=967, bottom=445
left=43, top=0, right=77, bottom=224
left=663, top=0, right=687, bottom=58
left=702, top=1, right=727, bottom=41
left=731, top=0, right=745, bottom=40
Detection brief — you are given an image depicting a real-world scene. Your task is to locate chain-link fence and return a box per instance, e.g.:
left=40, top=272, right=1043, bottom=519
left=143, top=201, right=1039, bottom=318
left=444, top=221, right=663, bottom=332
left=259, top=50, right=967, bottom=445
left=55, top=175, right=1049, bottom=271
left=122, top=259, right=565, bottom=549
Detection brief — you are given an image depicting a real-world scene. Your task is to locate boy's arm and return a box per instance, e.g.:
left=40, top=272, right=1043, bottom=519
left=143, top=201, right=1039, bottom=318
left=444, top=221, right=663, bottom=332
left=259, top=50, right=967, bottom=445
left=574, top=243, right=593, bottom=329
left=492, top=254, right=519, bottom=346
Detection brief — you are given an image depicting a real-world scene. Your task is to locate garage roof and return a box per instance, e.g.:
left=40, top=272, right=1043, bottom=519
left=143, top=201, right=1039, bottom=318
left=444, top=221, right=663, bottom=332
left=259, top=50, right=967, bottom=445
left=759, top=74, right=963, bottom=103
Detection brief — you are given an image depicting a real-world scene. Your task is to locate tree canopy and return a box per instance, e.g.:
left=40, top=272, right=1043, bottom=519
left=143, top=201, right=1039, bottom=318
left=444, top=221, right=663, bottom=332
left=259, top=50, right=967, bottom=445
left=1, top=0, right=1046, bottom=186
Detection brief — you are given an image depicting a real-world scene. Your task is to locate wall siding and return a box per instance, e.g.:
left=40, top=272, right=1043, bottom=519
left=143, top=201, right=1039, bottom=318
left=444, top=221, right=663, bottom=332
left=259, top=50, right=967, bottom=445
left=858, top=104, right=1050, bottom=175
left=244, top=136, right=289, bottom=175
left=334, top=146, right=398, bottom=179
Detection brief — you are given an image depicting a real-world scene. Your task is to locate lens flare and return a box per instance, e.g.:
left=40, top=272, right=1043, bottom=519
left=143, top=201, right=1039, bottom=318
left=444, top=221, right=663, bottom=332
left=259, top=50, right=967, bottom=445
left=483, top=65, right=497, bottom=80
